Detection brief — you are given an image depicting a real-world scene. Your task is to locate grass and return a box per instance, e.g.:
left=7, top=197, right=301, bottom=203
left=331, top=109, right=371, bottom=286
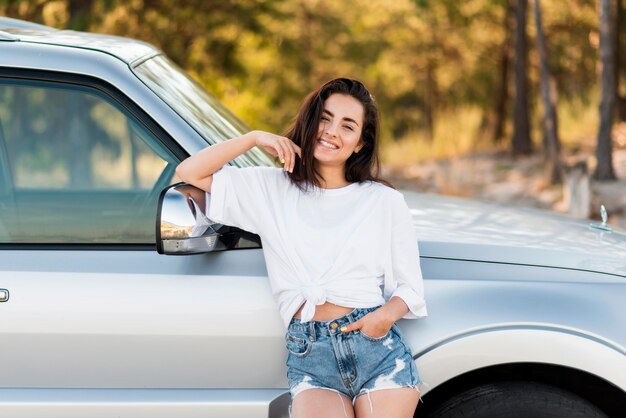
left=381, top=105, right=505, bottom=167
left=381, top=93, right=601, bottom=167
left=555, top=90, right=599, bottom=151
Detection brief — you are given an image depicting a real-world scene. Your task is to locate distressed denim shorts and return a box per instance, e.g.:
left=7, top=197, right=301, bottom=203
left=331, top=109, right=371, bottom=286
left=285, top=306, right=421, bottom=403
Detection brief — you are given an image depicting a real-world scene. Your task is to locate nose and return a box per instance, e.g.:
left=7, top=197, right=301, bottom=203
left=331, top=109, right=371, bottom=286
left=325, top=121, right=338, bottom=137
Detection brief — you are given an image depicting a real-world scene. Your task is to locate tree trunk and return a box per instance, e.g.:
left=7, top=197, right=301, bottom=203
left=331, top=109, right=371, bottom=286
left=595, top=0, right=617, bottom=180
left=297, top=4, right=314, bottom=87
left=493, top=0, right=515, bottom=143
left=67, top=0, right=93, bottom=31
left=615, top=0, right=621, bottom=96
left=532, top=0, right=562, bottom=184
left=512, top=0, right=532, bottom=156
left=424, top=61, right=437, bottom=140
left=616, top=0, right=626, bottom=121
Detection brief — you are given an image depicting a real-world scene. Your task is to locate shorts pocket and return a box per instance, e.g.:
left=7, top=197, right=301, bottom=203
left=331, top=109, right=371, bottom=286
left=359, top=328, right=392, bottom=342
left=285, top=331, right=312, bottom=357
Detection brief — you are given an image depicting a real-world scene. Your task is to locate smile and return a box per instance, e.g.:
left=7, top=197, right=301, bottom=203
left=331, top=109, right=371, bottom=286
left=318, top=139, right=339, bottom=150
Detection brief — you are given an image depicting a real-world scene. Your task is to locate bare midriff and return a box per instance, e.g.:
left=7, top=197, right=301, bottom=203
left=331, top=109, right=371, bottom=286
left=293, top=302, right=355, bottom=321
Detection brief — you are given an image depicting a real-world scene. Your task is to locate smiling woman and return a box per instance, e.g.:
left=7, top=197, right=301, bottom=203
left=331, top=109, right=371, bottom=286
left=281, top=78, right=388, bottom=193
left=176, top=78, right=427, bottom=418
left=313, top=94, right=365, bottom=176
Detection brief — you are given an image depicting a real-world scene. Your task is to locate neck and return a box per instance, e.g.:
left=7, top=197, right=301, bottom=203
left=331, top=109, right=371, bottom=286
left=317, top=164, right=348, bottom=189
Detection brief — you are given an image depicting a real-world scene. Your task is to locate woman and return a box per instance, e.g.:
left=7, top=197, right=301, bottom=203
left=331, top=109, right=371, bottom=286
left=176, top=78, right=427, bottom=418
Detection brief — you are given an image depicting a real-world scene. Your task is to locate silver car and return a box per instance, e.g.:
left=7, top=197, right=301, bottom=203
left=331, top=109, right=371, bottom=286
left=0, top=17, right=624, bottom=418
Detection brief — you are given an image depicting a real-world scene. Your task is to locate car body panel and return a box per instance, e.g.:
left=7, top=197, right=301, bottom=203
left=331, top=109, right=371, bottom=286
left=0, top=388, right=286, bottom=418
left=0, top=249, right=287, bottom=389
left=417, top=327, right=626, bottom=393
left=0, top=27, right=157, bottom=65
left=4, top=250, right=625, bottom=391
left=0, top=17, right=56, bottom=31
left=404, top=273, right=626, bottom=361
left=406, top=191, right=626, bottom=277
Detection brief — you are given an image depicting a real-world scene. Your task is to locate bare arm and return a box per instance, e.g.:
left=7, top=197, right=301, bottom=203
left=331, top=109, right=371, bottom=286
left=176, top=130, right=301, bottom=193
left=176, top=132, right=256, bottom=192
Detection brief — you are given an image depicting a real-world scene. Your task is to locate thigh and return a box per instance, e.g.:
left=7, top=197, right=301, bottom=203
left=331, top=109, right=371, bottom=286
left=291, top=388, right=356, bottom=418
left=354, top=387, right=420, bottom=418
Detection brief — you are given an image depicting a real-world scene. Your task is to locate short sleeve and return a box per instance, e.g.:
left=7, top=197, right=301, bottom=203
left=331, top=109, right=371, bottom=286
left=207, top=164, right=278, bottom=235
left=383, top=195, right=428, bottom=319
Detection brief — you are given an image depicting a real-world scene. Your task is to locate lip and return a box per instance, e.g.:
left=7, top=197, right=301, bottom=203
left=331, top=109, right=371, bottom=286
left=318, top=138, right=340, bottom=150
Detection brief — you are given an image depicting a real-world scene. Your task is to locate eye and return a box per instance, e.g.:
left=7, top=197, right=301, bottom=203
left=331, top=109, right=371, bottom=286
left=343, top=124, right=354, bottom=131
left=320, top=116, right=330, bottom=122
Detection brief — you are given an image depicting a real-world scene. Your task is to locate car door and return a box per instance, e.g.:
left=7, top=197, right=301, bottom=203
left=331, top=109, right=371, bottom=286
left=0, top=71, right=286, bottom=404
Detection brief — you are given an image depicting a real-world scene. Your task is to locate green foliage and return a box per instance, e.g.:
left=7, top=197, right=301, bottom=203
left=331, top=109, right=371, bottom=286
left=1, top=0, right=613, bottom=164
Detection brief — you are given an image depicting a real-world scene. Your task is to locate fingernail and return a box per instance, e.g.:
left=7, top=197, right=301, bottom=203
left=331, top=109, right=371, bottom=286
left=340, top=326, right=347, bottom=332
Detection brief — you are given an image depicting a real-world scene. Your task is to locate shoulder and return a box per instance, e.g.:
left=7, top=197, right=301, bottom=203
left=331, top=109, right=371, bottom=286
left=366, top=180, right=406, bottom=203
left=367, top=182, right=412, bottom=224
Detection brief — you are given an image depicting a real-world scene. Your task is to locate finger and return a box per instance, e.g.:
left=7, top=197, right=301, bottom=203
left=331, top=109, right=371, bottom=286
left=341, top=320, right=362, bottom=333
left=281, top=139, right=293, bottom=172
left=277, top=140, right=291, bottom=171
left=275, top=140, right=286, bottom=166
left=279, top=137, right=300, bottom=171
left=285, top=139, right=298, bottom=172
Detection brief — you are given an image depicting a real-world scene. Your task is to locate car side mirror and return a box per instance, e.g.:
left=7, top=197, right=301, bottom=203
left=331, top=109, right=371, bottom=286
left=156, top=183, right=222, bottom=255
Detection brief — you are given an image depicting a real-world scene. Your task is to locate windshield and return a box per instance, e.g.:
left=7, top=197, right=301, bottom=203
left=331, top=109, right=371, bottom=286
left=134, top=55, right=276, bottom=168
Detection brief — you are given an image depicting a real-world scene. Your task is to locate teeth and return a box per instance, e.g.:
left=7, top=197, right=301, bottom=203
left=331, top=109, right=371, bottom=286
left=319, top=140, right=338, bottom=149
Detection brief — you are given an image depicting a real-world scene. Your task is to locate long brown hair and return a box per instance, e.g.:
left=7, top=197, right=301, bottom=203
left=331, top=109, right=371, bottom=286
left=282, top=78, right=394, bottom=191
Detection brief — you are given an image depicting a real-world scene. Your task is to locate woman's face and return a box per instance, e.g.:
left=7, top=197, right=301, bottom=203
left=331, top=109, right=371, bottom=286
left=314, top=93, right=364, bottom=168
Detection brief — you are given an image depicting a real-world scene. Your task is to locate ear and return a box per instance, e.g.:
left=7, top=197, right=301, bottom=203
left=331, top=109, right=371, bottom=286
left=355, top=142, right=364, bottom=153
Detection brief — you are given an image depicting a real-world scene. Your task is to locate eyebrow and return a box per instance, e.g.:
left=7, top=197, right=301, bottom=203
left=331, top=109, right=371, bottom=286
left=322, top=109, right=360, bottom=127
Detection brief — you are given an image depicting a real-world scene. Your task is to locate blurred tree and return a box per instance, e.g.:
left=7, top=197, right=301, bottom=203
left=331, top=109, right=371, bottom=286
left=512, top=0, right=532, bottom=155
left=532, top=0, right=561, bottom=183
left=595, top=0, right=617, bottom=180
left=89, top=0, right=281, bottom=82
left=67, top=0, right=92, bottom=31
left=616, top=0, right=626, bottom=121
left=0, top=0, right=619, bottom=179
left=492, top=0, right=515, bottom=144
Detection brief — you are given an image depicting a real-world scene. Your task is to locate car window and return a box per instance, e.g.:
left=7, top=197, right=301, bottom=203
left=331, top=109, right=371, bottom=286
left=0, top=77, right=178, bottom=244
left=134, top=55, right=277, bottom=169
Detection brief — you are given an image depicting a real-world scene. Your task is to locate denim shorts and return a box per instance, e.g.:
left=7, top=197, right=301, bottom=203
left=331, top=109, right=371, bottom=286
left=285, top=306, right=421, bottom=402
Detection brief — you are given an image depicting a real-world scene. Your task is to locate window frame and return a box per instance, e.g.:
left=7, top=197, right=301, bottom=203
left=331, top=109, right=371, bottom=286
left=0, top=67, right=188, bottom=251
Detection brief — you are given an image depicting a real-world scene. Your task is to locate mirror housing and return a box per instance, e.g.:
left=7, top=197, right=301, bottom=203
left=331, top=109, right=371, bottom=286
left=156, top=183, right=222, bottom=255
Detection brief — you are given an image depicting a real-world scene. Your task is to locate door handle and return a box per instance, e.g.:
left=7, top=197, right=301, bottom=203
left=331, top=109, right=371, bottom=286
left=0, top=289, right=8, bottom=302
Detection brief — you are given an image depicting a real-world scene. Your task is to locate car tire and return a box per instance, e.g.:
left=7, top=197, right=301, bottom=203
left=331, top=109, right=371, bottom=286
left=426, top=381, right=608, bottom=418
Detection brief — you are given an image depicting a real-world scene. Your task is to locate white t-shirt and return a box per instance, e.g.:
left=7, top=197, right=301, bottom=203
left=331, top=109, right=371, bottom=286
left=208, top=164, right=427, bottom=327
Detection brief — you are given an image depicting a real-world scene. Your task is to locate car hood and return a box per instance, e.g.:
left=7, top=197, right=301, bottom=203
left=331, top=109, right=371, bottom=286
left=401, top=190, right=626, bottom=278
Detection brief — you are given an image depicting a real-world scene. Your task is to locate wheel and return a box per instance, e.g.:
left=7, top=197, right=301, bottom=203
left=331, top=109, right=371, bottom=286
left=426, top=381, right=608, bottom=418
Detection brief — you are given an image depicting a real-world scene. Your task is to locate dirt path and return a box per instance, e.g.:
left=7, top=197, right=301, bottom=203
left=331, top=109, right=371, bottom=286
left=383, top=149, right=626, bottom=229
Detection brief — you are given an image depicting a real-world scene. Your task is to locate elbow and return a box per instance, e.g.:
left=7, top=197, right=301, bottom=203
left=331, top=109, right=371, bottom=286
left=175, top=162, right=213, bottom=192
left=175, top=163, right=184, bottom=180
left=175, top=162, right=193, bottom=184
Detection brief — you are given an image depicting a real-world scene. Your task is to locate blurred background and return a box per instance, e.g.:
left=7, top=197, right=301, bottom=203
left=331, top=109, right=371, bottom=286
left=3, top=0, right=625, bottom=225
